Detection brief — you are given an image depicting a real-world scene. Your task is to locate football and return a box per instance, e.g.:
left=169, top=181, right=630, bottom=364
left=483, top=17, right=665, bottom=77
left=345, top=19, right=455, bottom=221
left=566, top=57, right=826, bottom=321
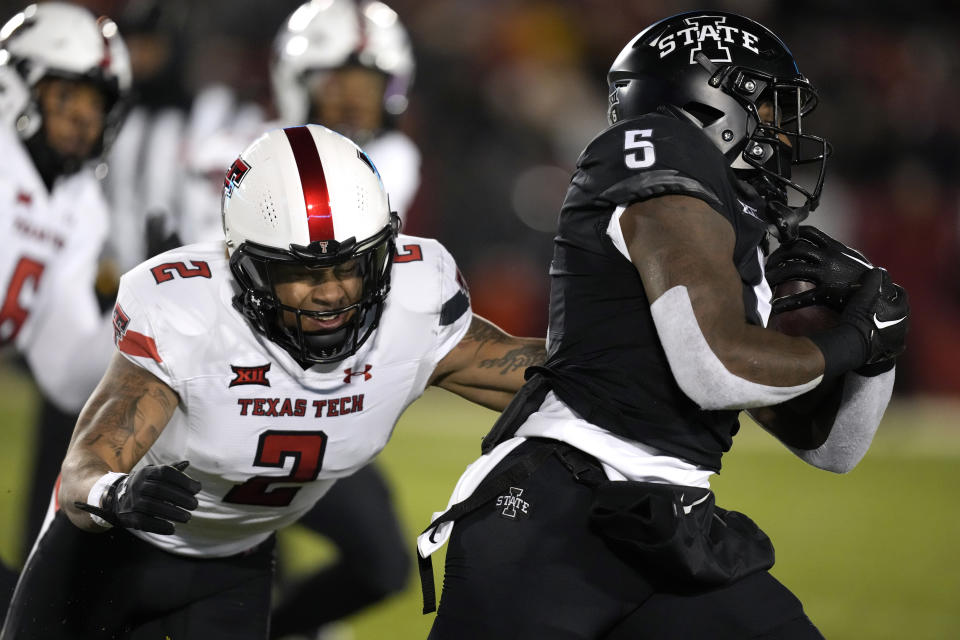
left=763, top=280, right=845, bottom=442
left=767, top=280, right=839, bottom=336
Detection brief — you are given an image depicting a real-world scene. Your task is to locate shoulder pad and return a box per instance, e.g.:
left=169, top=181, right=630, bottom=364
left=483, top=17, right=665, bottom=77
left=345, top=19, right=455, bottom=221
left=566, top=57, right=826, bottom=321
left=574, top=114, right=731, bottom=211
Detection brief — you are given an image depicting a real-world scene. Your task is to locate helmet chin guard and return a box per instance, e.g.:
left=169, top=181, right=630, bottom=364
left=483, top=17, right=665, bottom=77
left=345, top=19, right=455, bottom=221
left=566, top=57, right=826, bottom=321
left=607, top=11, right=831, bottom=240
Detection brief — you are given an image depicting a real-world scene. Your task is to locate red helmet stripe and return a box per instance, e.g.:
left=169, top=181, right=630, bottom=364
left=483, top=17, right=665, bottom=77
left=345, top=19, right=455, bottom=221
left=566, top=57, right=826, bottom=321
left=283, top=126, right=334, bottom=242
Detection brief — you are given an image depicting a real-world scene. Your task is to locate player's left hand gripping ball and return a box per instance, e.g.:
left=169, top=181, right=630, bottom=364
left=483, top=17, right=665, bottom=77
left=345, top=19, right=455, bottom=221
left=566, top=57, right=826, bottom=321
left=766, top=225, right=875, bottom=313
left=76, top=461, right=201, bottom=535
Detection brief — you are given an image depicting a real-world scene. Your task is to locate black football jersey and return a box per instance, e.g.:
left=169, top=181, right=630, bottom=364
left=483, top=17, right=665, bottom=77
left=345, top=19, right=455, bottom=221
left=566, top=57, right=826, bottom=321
left=537, top=113, right=769, bottom=471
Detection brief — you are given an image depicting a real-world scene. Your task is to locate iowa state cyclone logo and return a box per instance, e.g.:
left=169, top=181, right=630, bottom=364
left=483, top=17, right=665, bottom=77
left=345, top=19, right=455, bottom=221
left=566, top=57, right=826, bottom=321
left=652, top=16, right=760, bottom=64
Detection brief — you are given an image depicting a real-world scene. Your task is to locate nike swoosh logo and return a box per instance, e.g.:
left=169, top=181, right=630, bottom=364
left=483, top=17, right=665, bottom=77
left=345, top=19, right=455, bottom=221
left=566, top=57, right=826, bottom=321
left=842, top=251, right=873, bottom=269
left=874, top=314, right=906, bottom=329
left=680, top=492, right=711, bottom=515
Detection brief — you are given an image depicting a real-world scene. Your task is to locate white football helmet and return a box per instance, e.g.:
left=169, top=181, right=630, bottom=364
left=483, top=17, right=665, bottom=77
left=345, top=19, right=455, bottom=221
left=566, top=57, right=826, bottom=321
left=223, top=124, right=398, bottom=364
left=272, top=0, right=414, bottom=124
left=0, top=2, right=132, bottom=155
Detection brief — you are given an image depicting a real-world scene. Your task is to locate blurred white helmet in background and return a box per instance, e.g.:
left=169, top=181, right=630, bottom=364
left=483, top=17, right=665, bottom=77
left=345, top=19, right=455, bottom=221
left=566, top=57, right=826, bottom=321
left=0, top=2, right=132, bottom=153
left=272, top=0, right=414, bottom=125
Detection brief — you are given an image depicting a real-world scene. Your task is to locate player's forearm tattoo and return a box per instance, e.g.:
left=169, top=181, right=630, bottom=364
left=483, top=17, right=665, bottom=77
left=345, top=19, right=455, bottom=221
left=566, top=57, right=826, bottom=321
left=479, top=344, right=546, bottom=375
left=80, top=366, right=175, bottom=469
left=458, top=316, right=546, bottom=379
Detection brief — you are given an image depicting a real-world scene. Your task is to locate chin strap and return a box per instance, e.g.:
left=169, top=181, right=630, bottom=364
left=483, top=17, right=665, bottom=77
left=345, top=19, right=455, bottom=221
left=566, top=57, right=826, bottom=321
left=738, top=172, right=810, bottom=244
left=766, top=200, right=810, bottom=243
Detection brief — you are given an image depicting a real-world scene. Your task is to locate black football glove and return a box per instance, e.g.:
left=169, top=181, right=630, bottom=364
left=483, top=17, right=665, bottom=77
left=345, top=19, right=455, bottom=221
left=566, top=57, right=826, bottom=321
left=766, top=226, right=875, bottom=313
left=75, top=460, right=201, bottom=535
left=817, top=268, right=909, bottom=373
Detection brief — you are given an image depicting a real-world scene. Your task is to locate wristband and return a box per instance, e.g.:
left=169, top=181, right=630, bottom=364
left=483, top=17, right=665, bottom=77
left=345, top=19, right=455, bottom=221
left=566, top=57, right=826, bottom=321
left=854, top=359, right=896, bottom=377
left=808, top=323, right=868, bottom=380
left=85, top=471, right=127, bottom=527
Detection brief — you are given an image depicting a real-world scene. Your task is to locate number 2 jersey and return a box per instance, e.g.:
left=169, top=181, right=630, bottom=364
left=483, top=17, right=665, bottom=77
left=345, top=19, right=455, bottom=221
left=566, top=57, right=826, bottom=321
left=112, top=234, right=471, bottom=557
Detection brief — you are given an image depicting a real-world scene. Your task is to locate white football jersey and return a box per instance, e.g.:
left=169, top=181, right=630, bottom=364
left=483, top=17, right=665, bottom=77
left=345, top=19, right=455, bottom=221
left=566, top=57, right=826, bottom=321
left=0, top=126, right=114, bottom=411
left=112, top=234, right=471, bottom=557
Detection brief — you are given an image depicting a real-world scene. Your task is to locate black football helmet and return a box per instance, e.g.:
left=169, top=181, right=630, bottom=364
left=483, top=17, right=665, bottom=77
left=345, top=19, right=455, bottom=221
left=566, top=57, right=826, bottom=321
left=607, top=11, right=831, bottom=241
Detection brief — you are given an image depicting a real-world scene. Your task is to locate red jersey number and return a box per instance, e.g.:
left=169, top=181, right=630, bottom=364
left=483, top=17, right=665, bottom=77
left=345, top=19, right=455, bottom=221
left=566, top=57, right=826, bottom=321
left=151, top=261, right=212, bottom=284
left=223, top=430, right=328, bottom=507
left=394, top=244, right=423, bottom=263
left=0, top=257, right=45, bottom=346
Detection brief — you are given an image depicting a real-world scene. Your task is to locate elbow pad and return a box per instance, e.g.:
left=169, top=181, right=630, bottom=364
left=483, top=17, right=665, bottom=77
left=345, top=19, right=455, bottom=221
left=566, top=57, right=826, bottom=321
left=650, top=286, right=822, bottom=410
left=789, top=367, right=895, bottom=473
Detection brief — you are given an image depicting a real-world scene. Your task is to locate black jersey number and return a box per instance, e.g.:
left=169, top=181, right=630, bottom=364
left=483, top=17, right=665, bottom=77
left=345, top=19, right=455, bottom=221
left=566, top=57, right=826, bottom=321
left=624, top=129, right=656, bottom=169
left=223, top=430, right=327, bottom=506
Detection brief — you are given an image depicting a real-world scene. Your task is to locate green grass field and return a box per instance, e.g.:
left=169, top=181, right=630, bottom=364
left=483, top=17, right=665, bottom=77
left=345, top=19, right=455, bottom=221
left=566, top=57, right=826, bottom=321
left=2, top=365, right=959, bottom=639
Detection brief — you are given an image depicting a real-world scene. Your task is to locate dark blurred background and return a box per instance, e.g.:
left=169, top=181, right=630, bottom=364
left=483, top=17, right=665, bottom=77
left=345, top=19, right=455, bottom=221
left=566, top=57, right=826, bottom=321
left=5, top=0, right=957, bottom=396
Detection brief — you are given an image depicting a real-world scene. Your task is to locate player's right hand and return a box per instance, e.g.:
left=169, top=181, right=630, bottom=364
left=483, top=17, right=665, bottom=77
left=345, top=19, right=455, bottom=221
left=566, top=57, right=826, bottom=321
left=837, top=268, right=909, bottom=366
left=75, top=461, right=201, bottom=535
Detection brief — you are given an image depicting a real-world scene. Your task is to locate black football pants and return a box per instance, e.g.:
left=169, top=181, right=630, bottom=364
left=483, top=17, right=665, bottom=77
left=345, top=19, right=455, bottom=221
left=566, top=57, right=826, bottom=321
left=429, top=440, right=824, bottom=640
left=269, top=462, right=410, bottom=638
left=1, top=511, right=274, bottom=640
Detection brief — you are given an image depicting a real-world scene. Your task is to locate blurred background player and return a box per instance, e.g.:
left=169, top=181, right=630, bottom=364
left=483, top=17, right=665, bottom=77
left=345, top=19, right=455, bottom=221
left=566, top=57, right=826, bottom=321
left=179, top=0, right=417, bottom=243
left=0, top=1, right=130, bottom=620
left=174, top=2, right=421, bottom=637
left=103, top=0, right=262, bottom=269
left=271, top=0, right=418, bottom=226
left=101, top=0, right=192, bottom=273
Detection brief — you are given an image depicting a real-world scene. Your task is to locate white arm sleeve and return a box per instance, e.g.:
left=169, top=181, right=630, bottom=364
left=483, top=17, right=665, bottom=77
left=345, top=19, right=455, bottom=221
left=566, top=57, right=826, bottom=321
left=786, top=367, right=895, bottom=473
left=650, top=285, right=822, bottom=410
left=23, top=270, right=114, bottom=412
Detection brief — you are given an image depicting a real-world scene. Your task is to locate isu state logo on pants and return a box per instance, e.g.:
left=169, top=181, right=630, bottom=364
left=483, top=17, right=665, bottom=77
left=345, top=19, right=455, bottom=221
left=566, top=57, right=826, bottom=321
left=495, top=487, right=530, bottom=519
